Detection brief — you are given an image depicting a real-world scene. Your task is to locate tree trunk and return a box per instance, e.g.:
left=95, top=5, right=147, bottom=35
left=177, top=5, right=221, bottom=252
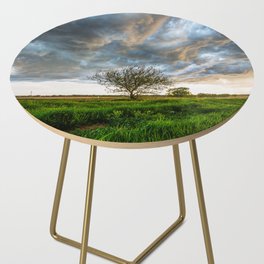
left=129, top=92, right=137, bottom=100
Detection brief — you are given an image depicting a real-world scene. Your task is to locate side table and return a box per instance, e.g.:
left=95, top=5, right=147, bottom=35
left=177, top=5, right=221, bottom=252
left=10, top=13, right=253, bottom=264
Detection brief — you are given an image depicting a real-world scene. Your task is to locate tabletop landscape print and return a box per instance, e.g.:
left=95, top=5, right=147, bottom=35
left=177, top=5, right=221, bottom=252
left=10, top=13, right=253, bottom=143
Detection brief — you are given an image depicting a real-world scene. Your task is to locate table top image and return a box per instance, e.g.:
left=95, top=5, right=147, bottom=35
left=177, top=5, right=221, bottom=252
left=10, top=13, right=254, bottom=148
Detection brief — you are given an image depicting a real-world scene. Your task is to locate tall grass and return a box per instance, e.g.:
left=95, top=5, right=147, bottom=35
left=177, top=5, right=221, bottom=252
left=18, top=97, right=247, bottom=142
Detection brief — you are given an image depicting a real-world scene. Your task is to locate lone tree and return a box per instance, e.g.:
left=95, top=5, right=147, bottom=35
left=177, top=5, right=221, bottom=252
left=167, top=87, right=192, bottom=97
left=91, top=65, right=172, bottom=99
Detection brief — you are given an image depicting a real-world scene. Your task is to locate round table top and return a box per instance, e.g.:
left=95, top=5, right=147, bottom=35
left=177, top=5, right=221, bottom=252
left=10, top=13, right=253, bottom=148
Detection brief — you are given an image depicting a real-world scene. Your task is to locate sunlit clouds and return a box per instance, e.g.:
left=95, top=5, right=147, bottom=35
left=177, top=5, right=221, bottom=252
left=11, top=13, right=253, bottom=95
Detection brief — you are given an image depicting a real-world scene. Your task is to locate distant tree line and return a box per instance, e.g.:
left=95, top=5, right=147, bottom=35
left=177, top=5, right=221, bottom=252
left=196, top=93, right=244, bottom=97
left=167, top=88, right=244, bottom=98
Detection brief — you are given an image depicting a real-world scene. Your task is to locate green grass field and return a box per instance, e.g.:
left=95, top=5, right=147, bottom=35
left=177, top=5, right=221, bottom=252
left=18, top=96, right=248, bottom=142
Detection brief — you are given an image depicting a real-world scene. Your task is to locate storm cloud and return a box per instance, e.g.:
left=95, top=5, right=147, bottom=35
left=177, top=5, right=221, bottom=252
left=11, top=13, right=253, bottom=84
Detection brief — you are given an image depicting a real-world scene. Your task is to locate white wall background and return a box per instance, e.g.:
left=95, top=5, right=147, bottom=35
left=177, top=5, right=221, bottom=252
left=1, top=0, right=264, bottom=263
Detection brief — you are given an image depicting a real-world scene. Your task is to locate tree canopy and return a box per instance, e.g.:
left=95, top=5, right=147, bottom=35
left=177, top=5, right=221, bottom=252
left=91, top=65, right=172, bottom=99
left=167, top=87, right=192, bottom=97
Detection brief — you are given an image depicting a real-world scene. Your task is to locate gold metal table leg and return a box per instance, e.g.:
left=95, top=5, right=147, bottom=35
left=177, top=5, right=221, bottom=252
left=132, top=144, right=186, bottom=263
left=190, top=139, right=215, bottom=264
left=50, top=138, right=215, bottom=263
left=80, top=145, right=97, bottom=264
left=50, top=138, right=71, bottom=239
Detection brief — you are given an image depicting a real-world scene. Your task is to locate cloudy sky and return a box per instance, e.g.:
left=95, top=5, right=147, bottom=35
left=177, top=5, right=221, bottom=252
left=11, top=13, right=254, bottom=95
